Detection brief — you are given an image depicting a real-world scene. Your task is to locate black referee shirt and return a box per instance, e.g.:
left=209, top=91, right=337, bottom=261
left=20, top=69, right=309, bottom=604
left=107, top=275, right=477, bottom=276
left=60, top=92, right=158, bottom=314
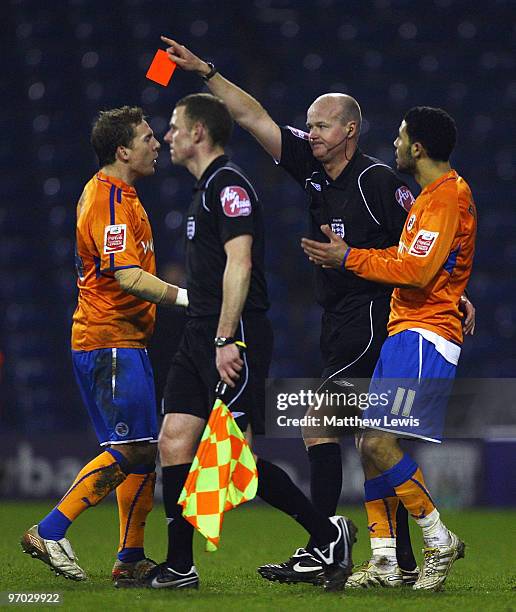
left=184, top=155, right=269, bottom=317
left=279, top=126, right=414, bottom=314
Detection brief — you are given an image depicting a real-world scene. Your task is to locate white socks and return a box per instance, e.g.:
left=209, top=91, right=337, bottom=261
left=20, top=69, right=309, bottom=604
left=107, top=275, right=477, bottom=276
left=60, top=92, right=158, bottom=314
left=371, top=510, right=452, bottom=558
left=415, top=508, right=451, bottom=547
left=371, top=537, right=398, bottom=564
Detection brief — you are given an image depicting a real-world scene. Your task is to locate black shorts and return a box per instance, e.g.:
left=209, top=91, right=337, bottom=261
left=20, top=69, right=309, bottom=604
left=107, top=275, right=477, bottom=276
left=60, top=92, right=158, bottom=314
left=309, top=297, right=391, bottom=436
left=320, top=296, right=390, bottom=383
left=163, top=312, right=273, bottom=434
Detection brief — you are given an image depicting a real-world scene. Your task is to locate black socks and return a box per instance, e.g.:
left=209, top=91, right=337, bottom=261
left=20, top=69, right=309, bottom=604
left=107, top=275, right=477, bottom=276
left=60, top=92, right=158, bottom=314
left=395, top=502, right=417, bottom=571
left=162, top=464, right=194, bottom=573
left=256, top=458, right=336, bottom=547
left=305, top=443, right=342, bottom=550
left=308, top=442, right=342, bottom=516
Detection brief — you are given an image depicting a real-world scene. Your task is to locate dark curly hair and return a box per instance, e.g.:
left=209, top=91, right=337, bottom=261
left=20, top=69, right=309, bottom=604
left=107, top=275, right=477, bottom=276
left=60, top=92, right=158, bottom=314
left=404, top=106, right=457, bottom=162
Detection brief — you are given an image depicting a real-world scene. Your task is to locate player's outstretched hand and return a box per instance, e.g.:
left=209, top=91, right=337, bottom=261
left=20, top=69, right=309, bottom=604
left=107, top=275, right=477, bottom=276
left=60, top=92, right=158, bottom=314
left=216, top=344, right=244, bottom=388
left=160, top=36, right=206, bottom=74
left=301, top=224, right=350, bottom=269
left=459, top=295, right=476, bottom=335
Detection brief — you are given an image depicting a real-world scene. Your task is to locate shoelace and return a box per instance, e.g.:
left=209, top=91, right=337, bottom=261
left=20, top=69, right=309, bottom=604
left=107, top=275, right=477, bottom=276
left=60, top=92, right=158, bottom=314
left=422, top=548, right=440, bottom=577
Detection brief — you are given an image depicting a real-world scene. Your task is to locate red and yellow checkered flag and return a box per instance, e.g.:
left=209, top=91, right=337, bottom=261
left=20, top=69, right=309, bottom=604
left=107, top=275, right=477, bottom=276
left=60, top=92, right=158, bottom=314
left=178, top=398, right=258, bottom=551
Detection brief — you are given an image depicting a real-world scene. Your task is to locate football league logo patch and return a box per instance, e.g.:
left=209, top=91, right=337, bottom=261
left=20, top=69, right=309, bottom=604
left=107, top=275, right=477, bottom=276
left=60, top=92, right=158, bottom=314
left=186, top=215, right=196, bottom=240
left=408, top=229, right=439, bottom=257
left=395, top=186, right=415, bottom=212
left=220, top=186, right=252, bottom=217
left=103, top=224, right=127, bottom=254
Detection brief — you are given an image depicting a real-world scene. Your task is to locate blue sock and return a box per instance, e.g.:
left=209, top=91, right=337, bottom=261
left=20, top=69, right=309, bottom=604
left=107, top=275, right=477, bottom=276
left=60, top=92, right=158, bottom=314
left=38, top=508, right=72, bottom=541
left=117, top=547, right=145, bottom=563
left=383, top=454, right=418, bottom=489
left=106, top=447, right=130, bottom=473
left=364, top=473, right=396, bottom=502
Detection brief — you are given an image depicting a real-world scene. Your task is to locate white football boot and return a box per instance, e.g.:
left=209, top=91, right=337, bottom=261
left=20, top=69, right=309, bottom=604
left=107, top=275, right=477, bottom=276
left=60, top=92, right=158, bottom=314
left=346, top=555, right=404, bottom=588
left=21, top=525, right=87, bottom=581
left=413, top=531, right=465, bottom=591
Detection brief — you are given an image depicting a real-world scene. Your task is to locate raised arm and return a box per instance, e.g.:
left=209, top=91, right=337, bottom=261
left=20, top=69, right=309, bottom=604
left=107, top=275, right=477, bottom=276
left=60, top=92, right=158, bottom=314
left=161, top=36, right=282, bottom=160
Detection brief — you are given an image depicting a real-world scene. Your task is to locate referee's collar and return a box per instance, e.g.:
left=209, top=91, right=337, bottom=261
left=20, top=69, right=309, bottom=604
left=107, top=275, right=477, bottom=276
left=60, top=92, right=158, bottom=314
left=195, top=155, right=229, bottom=190
left=325, top=148, right=361, bottom=186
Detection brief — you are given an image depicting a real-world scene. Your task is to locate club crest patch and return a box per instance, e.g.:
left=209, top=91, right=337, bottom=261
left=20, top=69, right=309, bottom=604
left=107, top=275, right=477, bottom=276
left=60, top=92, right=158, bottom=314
left=395, top=186, right=415, bottom=212
left=103, top=224, right=127, bottom=254
left=331, top=218, right=345, bottom=238
left=186, top=215, right=196, bottom=240
left=115, top=422, right=129, bottom=437
left=220, top=186, right=252, bottom=217
left=408, top=230, right=439, bottom=257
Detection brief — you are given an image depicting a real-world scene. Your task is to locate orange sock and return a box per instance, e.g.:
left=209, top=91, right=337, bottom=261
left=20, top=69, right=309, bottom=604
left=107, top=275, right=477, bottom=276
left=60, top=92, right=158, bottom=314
left=394, top=467, right=435, bottom=520
left=116, top=471, right=156, bottom=554
left=365, top=496, right=399, bottom=539
left=363, top=475, right=399, bottom=559
left=57, top=451, right=126, bottom=521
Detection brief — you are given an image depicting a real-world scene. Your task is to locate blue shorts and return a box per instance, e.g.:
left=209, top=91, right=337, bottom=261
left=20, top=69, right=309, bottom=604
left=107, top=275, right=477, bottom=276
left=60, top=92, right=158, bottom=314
left=364, top=330, right=456, bottom=443
left=72, top=347, right=158, bottom=446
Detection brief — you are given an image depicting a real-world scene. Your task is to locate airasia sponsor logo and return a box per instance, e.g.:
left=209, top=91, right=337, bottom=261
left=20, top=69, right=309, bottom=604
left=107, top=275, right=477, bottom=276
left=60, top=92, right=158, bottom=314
left=103, top=224, right=127, bottom=254
left=395, top=186, right=415, bottom=212
left=287, top=125, right=309, bottom=140
left=220, top=186, right=252, bottom=217
left=408, top=229, right=439, bottom=257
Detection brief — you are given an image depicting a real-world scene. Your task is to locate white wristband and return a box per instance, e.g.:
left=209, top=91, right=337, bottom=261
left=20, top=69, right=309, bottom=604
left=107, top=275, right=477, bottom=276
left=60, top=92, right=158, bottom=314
left=175, top=287, right=189, bottom=307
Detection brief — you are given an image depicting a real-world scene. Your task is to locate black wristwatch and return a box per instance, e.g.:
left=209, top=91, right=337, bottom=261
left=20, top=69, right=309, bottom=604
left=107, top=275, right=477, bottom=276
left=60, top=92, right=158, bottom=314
left=201, top=61, right=218, bottom=81
left=214, top=336, right=235, bottom=348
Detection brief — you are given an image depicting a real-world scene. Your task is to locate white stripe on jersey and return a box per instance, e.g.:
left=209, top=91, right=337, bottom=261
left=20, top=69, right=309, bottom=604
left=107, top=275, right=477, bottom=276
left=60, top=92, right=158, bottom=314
left=202, top=166, right=258, bottom=212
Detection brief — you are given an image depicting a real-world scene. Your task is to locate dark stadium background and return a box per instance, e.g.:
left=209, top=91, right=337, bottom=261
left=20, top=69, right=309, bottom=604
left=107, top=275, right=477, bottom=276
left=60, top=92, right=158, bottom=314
left=1, top=0, right=514, bottom=505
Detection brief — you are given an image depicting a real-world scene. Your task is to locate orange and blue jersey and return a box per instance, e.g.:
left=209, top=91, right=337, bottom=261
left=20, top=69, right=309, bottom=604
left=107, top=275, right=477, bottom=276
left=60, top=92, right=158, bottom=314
left=72, top=172, right=156, bottom=350
left=344, top=170, right=476, bottom=345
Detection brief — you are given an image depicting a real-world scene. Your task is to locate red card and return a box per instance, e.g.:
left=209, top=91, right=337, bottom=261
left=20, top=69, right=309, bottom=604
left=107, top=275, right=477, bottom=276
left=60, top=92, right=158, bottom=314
left=146, top=49, right=176, bottom=86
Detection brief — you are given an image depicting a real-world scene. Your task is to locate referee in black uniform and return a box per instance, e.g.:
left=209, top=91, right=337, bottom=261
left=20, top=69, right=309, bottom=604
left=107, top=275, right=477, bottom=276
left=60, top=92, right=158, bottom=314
left=146, top=93, right=356, bottom=590
left=160, top=37, right=421, bottom=586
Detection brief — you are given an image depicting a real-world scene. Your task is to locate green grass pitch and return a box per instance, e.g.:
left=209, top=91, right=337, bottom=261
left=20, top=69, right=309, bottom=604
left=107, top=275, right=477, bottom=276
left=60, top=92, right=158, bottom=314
left=1, top=502, right=514, bottom=611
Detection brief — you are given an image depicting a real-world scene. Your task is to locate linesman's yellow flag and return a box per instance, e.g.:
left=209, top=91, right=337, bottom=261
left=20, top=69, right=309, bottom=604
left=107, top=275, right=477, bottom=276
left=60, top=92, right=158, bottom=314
left=178, top=398, right=258, bottom=551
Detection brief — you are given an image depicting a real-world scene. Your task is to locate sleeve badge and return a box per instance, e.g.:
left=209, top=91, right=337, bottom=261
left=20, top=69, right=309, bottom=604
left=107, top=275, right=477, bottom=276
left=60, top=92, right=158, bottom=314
left=408, top=229, right=439, bottom=257
left=103, top=224, right=127, bottom=254
left=395, top=186, right=415, bottom=212
left=220, top=186, right=252, bottom=217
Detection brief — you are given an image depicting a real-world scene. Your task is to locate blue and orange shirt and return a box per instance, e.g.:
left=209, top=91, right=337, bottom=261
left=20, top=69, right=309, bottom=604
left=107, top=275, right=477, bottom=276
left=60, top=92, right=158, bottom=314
left=72, top=172, right=156, bottom=350
left=344, top=170, right=477, bottom=345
